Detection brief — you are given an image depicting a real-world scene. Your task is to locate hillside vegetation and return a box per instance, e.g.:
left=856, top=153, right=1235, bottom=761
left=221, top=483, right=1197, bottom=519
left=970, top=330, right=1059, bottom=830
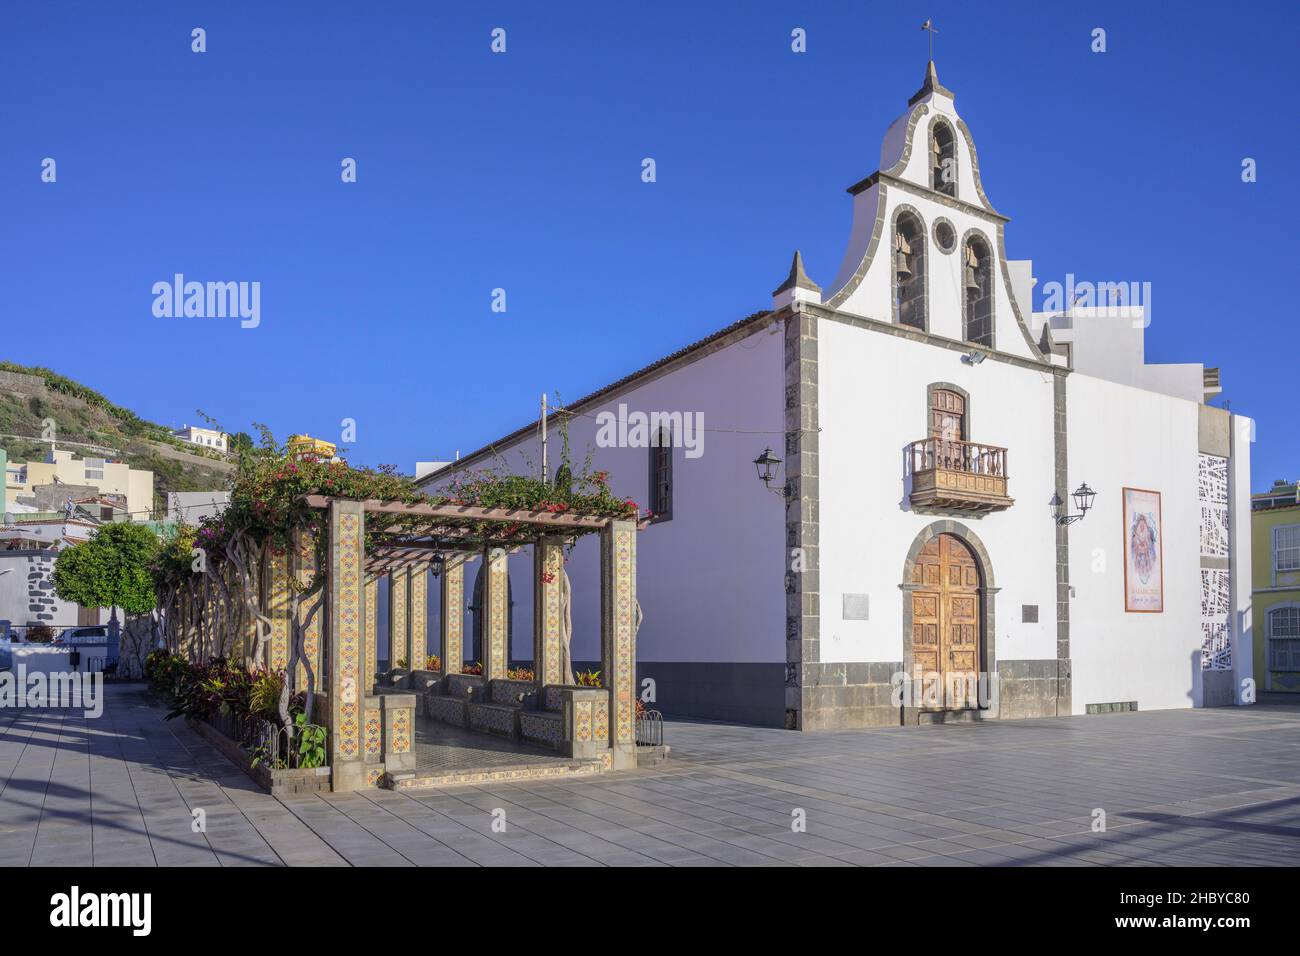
left=0, top=362, right=234, bottom=516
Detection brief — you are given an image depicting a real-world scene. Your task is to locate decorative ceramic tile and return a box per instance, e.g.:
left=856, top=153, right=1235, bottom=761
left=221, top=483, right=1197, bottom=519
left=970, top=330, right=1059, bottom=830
left=613, top=526, right=636, bottom=745
left=390, top=707, right=412, bottom=754
left=468, top=703, right=516, bottom=736
left=538, top=540, right=564, bottom=686
left=333, top=510, right=363, bottom=760
left=519, top=712, right=564, bottom=746
left=265, top=548, right=292, bottom=671
left=575, top=700, right=592, bottom=742
left=364, top=708, right=381, bottom=757
left=410, top=564, right=427, bottom=670
left=364, top=577, right=378, bottom=689
left=389, top=568, right=408, bottom=665
left=428, top=696, right=467, bottom=726
left=294, top=528, right=321, bottom=689
left=442, top=560, right=464, bottom=676
left=487, top=553, right=508, bottom=678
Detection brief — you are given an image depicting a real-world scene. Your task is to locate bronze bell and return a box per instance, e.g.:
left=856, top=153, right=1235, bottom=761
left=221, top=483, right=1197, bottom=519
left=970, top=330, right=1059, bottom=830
left=895, top=233, right=913, bottom=279
left=964, top=247, right=981, bottom=291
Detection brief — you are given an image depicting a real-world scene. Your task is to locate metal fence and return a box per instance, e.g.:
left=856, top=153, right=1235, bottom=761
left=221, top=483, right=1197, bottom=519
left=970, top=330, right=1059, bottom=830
left=635, top=709, right=664, bottom=747
left=206, top=708, right=298, bottom=768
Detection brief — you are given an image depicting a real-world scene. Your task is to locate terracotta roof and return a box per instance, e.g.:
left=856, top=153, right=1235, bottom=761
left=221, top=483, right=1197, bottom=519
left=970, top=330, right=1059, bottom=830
left=420, top=309, right=773, bottom=480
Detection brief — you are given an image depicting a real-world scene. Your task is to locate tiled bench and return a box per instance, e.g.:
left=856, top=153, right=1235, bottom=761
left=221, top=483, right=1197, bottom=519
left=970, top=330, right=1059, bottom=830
left=465, top=678, right=541, bottom=739
left=425, top=673, right=483, bottom=729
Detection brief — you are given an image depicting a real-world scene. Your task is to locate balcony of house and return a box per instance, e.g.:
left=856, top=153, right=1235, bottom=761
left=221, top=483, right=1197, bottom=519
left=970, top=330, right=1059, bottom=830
left=907, top=438, right=1013, bottom=514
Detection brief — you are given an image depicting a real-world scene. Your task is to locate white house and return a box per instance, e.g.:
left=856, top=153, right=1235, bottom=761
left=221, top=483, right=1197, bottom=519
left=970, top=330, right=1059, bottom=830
left=173, top=424, right=228, bottom=453
left=419, top=62, right=1253, bottom=730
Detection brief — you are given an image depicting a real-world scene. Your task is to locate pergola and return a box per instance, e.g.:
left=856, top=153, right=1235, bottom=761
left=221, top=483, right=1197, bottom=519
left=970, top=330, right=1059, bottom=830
left=302, top=496, right=641, bottom=791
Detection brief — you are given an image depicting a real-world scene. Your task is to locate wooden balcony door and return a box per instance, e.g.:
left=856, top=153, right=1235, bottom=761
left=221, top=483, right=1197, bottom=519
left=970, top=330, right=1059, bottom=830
left=911, top=534, right=982, bottom=709
left=930, top=389, right=965, bottom=441
left=929, top=389, right=966, bottom=472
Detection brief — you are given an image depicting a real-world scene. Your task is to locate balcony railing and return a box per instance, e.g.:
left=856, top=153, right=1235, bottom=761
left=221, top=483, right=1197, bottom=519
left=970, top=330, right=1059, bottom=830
left=908, top=438, right=1013, bottom=513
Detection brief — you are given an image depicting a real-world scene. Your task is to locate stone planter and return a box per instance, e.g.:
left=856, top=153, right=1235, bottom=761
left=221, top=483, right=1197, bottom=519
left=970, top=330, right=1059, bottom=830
left=186, top=715, right=331, bottom=797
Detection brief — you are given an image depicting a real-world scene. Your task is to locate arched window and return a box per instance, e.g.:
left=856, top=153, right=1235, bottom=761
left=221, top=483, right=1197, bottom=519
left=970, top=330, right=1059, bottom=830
left=931, top=120, right=956, bottom=197
left=893, top=208, right=927, bottom=330
left=962, top=233, right=994, bottom=347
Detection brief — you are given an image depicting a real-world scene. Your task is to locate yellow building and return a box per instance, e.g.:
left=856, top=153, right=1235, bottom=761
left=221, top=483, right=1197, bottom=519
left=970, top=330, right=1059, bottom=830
left=287, top=434, right=338, bottom=461
left=1252, top=479, right=1300, bottom=696
left=4, top=449, right=154, bottom=518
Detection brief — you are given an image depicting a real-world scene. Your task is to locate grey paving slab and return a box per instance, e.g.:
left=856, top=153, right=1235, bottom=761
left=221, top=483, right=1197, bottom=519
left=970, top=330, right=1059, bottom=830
left=4, top=688, right=1300, bottom=866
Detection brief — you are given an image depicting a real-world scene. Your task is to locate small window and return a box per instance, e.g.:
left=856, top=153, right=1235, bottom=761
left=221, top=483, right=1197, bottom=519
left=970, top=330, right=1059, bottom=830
left=1268, top=607, right=1300, bottom=671
left=649, top=427, right=673, bottom=522
left=1275, top=526, right=1300, bottom=572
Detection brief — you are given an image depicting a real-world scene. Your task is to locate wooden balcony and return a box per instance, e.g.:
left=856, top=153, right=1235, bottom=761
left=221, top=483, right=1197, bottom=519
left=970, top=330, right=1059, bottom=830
left=908, top=438, right=1013, bottom=514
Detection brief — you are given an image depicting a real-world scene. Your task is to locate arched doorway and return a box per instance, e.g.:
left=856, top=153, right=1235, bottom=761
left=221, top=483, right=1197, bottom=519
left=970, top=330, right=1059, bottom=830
left=909, top=533, right=982, bottom=709
left=468, top=562, right=513, bottom=664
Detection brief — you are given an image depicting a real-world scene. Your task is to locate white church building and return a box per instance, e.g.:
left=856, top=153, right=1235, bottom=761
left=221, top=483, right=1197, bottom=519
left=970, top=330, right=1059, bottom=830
left=421, top=62, right=1254, bottom=730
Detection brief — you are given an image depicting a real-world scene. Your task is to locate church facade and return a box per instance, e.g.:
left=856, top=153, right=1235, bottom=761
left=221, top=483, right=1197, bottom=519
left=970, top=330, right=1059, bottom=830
left=421, top=63, right=1254, bottom=730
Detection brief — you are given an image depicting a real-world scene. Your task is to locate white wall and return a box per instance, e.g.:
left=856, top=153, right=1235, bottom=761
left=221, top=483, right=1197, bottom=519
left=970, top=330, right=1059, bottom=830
left=1066, top=373, right=1206, bottom=713
left=422, top=324, right=788, bottom=665
left=1230, top=414, right=1255, bottom=693
left=817, top=321, right=1059, bottom=667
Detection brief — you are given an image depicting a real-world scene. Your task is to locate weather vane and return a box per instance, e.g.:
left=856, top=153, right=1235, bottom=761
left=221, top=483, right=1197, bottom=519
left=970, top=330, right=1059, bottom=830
left=920, top=19, right=938, bottom=61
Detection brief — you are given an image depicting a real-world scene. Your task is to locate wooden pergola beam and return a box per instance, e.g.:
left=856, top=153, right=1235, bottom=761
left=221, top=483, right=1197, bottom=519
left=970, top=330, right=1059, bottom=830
left=301, top=495, right=616, bottom=529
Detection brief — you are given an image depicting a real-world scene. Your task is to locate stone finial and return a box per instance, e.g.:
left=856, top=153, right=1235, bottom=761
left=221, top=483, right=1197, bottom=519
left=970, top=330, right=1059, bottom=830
left=908, top=59, right=955, bottom=106
left=772, top=251, right=821, bottom=308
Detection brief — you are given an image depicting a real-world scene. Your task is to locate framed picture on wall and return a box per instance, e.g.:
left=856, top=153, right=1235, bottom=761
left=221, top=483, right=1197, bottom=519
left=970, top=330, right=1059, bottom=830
left=1123, top=487, right=1164, bottom=613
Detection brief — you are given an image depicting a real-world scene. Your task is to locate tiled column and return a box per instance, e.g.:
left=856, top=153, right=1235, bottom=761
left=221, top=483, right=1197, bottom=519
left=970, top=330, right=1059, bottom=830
left=364, top=575, right=379, bottom=691
left=292, top=528, right=321, bottom=688
left=263, top=547, right=293, bottom=671
left=483, top=548, right=509, bottom=680
left=440, top=556, right=465, bottom=675
left=327, top=500, right=366, bottom=791
left=388, top=567, right=409, bottom=668
left=534, top=537, right=565, bottom=687
left=409, top=563, right=428, bottom=670
left=600, top=520, right=638, bottom=770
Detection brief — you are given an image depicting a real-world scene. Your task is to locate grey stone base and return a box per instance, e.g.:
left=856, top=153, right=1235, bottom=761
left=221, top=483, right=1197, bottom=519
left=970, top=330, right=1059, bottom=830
left=797, top=662, right=903, bottom=730
left=634, top=662, right=786, bottom=727
left=1201, top=668, right=1236, bottom=707
left=997, top=659, right=1072, bottom=719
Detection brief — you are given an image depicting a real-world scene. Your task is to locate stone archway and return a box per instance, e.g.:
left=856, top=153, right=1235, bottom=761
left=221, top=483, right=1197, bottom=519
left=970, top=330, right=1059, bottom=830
left=901, top=521, right=998, bottom=708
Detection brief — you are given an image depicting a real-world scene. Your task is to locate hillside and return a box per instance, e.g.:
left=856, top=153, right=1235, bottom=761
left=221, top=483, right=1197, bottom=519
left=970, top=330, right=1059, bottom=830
left=0, top=363, right=235, bottom=516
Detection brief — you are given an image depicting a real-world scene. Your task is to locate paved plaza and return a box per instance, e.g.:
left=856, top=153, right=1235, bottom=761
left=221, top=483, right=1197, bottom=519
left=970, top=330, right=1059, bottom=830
left=1, top=685, right=1297, bottom=867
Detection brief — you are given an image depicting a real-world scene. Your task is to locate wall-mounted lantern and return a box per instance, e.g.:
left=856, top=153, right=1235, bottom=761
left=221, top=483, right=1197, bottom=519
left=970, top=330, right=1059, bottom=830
left=1053, top=483, right=1096, bottom=525
left=430, top=553, right=445, bottom=578
left=753, top=448, right=789, bottom=497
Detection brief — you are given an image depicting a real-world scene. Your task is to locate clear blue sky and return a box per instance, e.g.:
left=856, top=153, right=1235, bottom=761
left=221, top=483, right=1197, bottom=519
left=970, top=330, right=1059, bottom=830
left=2, top=1, right=1295, bottom=490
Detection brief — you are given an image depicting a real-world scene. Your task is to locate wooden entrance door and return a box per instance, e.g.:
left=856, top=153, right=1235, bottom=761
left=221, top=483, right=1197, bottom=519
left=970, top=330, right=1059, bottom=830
left=911, top=534, right=982, bottom=709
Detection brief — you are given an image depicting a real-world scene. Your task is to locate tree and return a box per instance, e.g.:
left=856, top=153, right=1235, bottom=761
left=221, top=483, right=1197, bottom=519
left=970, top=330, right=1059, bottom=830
left=53, top=522, right=161, bottom=618
left=53, top=522, right=162, bottom=677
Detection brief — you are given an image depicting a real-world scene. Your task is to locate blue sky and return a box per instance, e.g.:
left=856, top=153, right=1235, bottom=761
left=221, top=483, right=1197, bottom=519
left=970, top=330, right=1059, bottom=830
left=1, top=1, right=1295, bottom=490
